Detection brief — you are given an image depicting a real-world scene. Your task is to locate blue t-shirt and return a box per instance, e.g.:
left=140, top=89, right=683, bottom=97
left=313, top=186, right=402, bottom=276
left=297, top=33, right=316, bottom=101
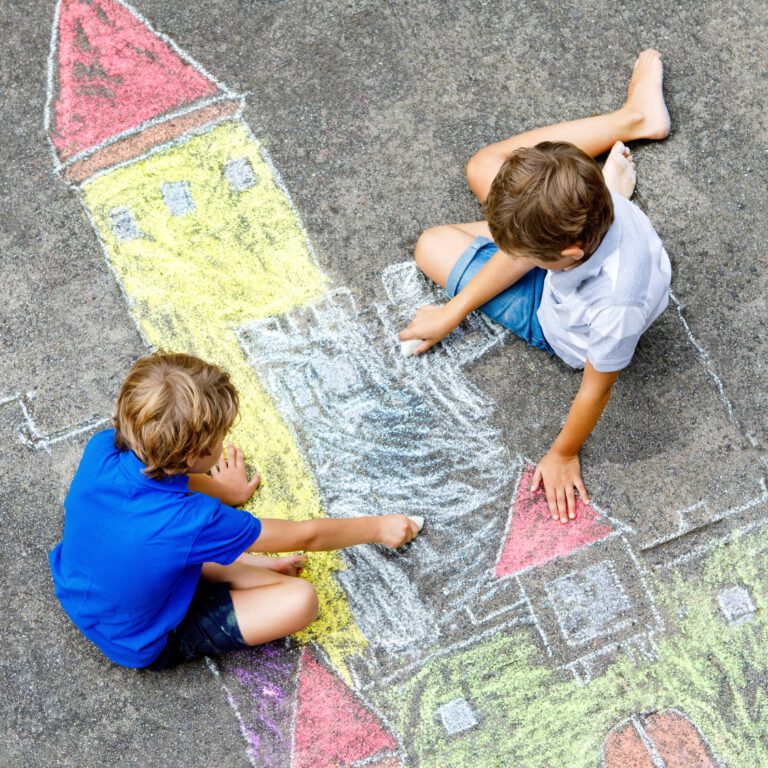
left=49, top=429, right=261, bottom=668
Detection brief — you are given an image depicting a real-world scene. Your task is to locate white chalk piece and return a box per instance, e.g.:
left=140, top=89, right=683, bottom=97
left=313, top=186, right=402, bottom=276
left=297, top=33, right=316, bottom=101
left=408, top=515, right=425, bottom=532
left=400, top=338, right=425, bottom=357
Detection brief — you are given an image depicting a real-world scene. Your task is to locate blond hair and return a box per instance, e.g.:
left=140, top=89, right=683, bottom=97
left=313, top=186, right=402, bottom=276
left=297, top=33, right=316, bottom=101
left=113, top=352, right=239, bottom=479
left=484, top=141, right=614, bottom=262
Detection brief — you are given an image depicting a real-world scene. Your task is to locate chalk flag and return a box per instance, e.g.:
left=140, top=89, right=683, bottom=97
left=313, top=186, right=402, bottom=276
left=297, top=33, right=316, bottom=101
left=495, top=465, right=613, bottom=578
left=293, top=647, right=399, bottom=768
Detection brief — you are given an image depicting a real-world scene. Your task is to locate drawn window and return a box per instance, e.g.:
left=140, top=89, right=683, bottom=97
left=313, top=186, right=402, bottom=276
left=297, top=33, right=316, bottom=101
left=224, top=157, right=257, bottom=192
left=108, top=206, right=141, bottom=242
left=545, top=561, right=632, bottom=645
left=161, top=181, right=195, bottom=216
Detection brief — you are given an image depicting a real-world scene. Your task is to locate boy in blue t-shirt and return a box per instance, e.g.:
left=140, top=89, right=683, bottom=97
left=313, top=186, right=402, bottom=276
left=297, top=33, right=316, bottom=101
left=50, top=352, right=421, bottom=669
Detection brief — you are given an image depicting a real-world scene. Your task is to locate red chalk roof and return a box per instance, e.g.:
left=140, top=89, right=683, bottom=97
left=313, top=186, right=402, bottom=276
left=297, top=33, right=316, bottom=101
left=49, top=0, right=223, bottom=162
left=495, top=464, right=614, bottom=578
left=292, top=648, right=397, bottom=768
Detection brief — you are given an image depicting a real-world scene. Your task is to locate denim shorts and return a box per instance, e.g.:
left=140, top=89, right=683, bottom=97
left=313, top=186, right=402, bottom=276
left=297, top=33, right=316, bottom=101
left=146, top=579, right=247, bottom=670
left=446, top=236, right=555, bottom=354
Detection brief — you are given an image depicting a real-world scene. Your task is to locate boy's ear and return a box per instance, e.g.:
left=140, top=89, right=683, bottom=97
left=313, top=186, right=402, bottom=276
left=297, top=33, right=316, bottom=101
left=560, top=244, right=585, bottom=261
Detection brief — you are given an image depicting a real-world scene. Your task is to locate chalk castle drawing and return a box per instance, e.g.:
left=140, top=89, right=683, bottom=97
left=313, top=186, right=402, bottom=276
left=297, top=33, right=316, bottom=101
left=238, top=264, right=662, bottom=689
left=43, top=2, right=765, bottom=766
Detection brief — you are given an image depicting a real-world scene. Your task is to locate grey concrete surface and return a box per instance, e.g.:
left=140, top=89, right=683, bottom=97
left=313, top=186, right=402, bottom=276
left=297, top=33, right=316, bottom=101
left=1, top=0, right=766, bottom=766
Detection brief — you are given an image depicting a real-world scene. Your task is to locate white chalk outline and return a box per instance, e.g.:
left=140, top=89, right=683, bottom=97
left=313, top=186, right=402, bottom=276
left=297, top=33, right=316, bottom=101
left=641, top=480, right=768, bottom=553
left=669, top=289, right=758, bottom=446
left=0, top=391, right=109, bottom=454
left=544, top=560, right=634, bottom=647
left=204, top=656, right=259, bottom=768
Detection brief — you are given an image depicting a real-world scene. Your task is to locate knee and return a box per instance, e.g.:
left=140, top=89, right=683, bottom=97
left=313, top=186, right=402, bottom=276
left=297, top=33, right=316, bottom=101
left=414, top=227, right=441, bottom=272
left=291, top=579, right=319, bottom=630
left=465, top=150, right=491, bottom=202
left=465, top=151, right=483, bottom=194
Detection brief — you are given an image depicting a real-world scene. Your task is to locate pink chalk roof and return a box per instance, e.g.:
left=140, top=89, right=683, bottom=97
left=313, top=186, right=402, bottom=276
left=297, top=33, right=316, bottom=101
left=495, top=464, right=623, bottom=578
left=292, top=648, right=398, bottom=768
left=48, top=0, right=229, bottom=163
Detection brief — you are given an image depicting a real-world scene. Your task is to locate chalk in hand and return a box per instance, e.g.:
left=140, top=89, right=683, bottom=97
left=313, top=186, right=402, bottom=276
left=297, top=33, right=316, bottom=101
left=400, top=338, right=425, bottom=357
left=408, top=515, right=425, bottom=532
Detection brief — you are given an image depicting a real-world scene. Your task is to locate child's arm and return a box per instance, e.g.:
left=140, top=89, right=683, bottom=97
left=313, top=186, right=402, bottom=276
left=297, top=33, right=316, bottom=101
left=250, top=515, right=421, bottom=552
left=531, top=361, right=620, bottom=523
left=188, top=443, right=260, bottom=507
left=400, top=250, right=534, bottom=354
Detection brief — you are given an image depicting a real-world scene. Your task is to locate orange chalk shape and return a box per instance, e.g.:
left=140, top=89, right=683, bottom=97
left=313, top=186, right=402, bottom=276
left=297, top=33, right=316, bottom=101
left=603, top=711, right=717, bottom=768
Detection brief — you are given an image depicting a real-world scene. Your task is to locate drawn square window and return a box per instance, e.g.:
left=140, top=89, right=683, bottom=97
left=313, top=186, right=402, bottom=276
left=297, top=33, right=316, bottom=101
left=161, top=181, right=195, bottom=216
left=108, top=206, right=141, bottom=242
left=718, top=586, right=756, bottom=626
left=224, top=157, right=257, bottom=192
left=437, top=698, right=478, bottom=735
left=545, top=561, right=632, bottom=645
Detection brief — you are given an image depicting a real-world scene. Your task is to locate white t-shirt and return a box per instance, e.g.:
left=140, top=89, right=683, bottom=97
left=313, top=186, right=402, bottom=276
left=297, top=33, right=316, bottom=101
left=537, top=193, right=672, bottom=372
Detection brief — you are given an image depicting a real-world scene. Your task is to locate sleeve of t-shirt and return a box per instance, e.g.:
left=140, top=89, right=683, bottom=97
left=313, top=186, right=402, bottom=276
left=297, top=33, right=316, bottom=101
left=187, top=497, right=262, bottom=565
left=587, top=304, right=646, bottom=372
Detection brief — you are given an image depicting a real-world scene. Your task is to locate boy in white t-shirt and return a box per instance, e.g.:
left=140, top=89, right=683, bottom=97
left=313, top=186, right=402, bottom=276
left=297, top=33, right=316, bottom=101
left=400, top=50, right=671, bottom=523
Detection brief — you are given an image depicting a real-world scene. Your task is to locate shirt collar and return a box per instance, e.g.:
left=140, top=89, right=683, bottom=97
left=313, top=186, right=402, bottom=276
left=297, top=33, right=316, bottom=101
left=120, top=446, right=190, bottom=492
left=548, top=194, right=622, bottom=291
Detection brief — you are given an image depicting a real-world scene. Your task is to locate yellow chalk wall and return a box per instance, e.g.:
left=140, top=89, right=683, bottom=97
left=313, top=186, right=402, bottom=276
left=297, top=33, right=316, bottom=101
left=81, top=120, right=366, bottom=676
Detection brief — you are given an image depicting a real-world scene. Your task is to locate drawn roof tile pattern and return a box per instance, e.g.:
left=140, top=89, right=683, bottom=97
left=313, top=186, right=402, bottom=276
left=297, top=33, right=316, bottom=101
left=495, top=464, right=614, bottom=577
left=50, top=0, right=219, bottom=161
left=293, top=648, right=398, bottom=768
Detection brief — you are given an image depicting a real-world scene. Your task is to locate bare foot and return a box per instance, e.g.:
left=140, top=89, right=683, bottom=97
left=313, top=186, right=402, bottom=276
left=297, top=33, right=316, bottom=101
left=622, top=49, right=671, bottom=141
left=237, top=552, right=307, bottom=576
left=602, top=141, right=636, bottom=198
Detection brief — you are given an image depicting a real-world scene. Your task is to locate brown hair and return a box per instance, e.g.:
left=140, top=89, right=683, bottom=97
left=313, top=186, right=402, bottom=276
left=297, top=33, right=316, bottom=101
left=484, top=141, right=613, bottom=262
left=113, top=352, right=239, bottom=479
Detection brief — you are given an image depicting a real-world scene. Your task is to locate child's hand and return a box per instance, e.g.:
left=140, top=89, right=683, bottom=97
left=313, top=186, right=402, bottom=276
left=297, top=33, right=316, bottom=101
left=210, top=443, right=261, bottom=506
left=375, top=515, right=421, bottom=548
left=399, top=304, right=463, bottom=355
left=530, top=452, right=589, bottom=524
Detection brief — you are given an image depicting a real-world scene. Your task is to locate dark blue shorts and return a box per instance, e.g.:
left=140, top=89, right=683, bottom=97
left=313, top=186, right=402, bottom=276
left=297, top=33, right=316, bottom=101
left=146, top=579, right=247, bottom=670
left=446, top=236, right=555, bottom=354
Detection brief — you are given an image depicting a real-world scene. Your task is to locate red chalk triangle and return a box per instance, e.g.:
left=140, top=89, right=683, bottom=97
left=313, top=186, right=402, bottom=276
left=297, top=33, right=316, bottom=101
left=292, top=648, right=397, bottom=768
left=50, top=0, right=219, bottom=160
left=495, top=464, right=613, bottom=578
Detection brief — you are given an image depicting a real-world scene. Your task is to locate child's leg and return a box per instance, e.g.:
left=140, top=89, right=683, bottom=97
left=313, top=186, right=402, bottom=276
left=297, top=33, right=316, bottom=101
left=467, top=49, right=669, bottom=202
left=203, top=562, right=318, bottom=645
left=415, top=220, right=534, bottom=289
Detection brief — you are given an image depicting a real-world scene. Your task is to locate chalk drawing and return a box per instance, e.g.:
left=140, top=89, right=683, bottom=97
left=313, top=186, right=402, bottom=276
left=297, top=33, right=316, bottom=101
left=43, top=3, right=768, bottom=766
left=436, top=698, right=479, bottom=736
left=544, top=561, right=633, bottom=646
left=495, top=464, right=615, bottom=578
left=204, top=657, right=259, bottom=768
left=47, top=0, right=369, bottom=682
left=292, top=646, right=402, bottom=768
left=601, top=710, right=719, bottom=768
left=0, top=391, right=108, bottom=453
left=227, top=643, right=299, bottom=768
left=237, top=280, right=526, bottom=677
left=717, top=585, right=756, bottom=626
